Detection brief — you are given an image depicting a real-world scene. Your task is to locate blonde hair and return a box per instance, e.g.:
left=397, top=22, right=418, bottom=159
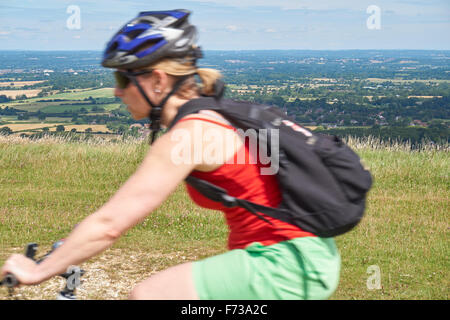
left=144, top=57, right=222, bottom=98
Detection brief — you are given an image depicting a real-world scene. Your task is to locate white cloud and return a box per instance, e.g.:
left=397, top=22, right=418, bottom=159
left=226, top=25, right=239, bottom=31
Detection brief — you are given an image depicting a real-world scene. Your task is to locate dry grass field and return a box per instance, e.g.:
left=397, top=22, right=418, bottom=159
left=0, top=81, right=45, bottom=87
left=49, top=125, right=112, bottom=133
left=0, top=124, right=112, bottom=133
left=0, top=123, right=64, bottom=131
left=0, top=89, right=42, bottom=99
left=407, top=96, right=443, bottom=99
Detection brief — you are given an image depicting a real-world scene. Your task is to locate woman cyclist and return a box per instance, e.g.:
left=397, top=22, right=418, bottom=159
left=1, top=9, right=340, bottom=300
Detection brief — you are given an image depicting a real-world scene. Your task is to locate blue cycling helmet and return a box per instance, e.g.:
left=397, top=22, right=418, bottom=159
left=102, top=9, right=202, bottom=70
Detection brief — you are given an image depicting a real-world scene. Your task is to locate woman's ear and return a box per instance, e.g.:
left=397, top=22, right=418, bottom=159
left=151, top=70, right=170, bottom=94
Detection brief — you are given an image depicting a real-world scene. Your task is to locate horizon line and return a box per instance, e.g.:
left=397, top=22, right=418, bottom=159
left=1, top=49, right=450, bottom=52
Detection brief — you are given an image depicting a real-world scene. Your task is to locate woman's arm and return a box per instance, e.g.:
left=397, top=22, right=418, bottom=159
left=1, top=122, right=200, bottom=285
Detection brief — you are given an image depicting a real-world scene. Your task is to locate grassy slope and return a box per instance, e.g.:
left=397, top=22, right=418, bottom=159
left=0, top=136, right=448, bottom=299
left=333, top=149, right=449, bottom=299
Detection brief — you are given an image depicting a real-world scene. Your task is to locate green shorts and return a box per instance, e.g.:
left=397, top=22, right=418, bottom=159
left=192, top=237, right=340, bottom=300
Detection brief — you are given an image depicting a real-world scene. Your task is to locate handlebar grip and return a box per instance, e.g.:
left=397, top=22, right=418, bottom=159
left=2, top=273, right=19, bottom=288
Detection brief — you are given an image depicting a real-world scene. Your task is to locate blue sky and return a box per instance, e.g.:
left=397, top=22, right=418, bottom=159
left=0, top=0, right=449, bottom=50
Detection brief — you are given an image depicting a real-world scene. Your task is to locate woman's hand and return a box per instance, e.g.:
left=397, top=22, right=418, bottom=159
left=1, top=254, right=43, bottom=286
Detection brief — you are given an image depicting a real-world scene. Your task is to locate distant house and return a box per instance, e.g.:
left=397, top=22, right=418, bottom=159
left=410, top=120, right=428, bottom=127
left=129, top=123, right=150, bottom=138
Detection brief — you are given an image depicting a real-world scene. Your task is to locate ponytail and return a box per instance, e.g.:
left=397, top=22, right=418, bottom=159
left=196, top=68, right=222, bottom=96
left=143, top=57, right=223, bottom=98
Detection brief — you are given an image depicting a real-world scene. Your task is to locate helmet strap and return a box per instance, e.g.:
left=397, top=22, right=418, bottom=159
left=130, top=75, right=189, bottom=144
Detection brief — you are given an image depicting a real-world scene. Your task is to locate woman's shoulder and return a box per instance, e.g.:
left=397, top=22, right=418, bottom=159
left=176, top=110, right=233, bottom=128
left=168, top=109, right=243, bottom=173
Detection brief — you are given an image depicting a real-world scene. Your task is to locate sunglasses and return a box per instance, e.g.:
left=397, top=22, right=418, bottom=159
left=113, top=70, right=153, bottom=89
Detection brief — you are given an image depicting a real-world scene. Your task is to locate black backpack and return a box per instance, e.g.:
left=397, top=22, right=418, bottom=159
left=168, top=85, right=373, bottom=237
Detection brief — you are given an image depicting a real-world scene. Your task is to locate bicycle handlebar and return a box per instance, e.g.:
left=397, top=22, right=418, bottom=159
left=1, top=242, right=84, bottom=299
left=0, top=243, right=37, bottom=289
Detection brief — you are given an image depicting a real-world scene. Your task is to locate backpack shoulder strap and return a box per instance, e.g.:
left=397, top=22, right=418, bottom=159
left=168, top=79, right=227, bottom=130
left=167, top=96, right=222, bottom=130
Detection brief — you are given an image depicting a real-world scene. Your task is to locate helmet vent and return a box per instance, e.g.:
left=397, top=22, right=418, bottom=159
left=132, top=40, right=159, bottom=55
left=106, top=42, right=119, bottom=55
left=127, top=29, right=146, bottom=40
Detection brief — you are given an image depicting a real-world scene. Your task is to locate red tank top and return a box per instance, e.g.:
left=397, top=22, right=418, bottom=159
left=179, top=117, right=316, bottom=250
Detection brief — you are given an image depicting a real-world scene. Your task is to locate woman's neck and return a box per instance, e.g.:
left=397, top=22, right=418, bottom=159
left=160, top=94, right=199, bottom=128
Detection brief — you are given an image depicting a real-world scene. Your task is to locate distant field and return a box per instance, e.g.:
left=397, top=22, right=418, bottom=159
left=287, top=97, right=318, bottom=102
left=1, top=100, right=82, bottom=112
left=0, top=115, right=17, bottom=121
left=0, top=89, right=42, bottom=99
left=0, top=123, right=112, bottom=133
left=313, top=78, right=337, bottom=82
left=43, top=117, right=78, bottom=122
left=40, top=103, right=120, bottom=113
left=0, top=81, right=45, bottom=87
left=366, top=78, right=450, bottom=84
left=407, top=96, right=443, bottom=99
left=365, top=95, right=443, bottom=100
left=0, top=88, right=119, bottom=114
left=30, top=88, right=115, bottom=101
left=0, top=123, right=63, bottom=132
left=1, top=101, right=120, bottom=113
left=0, top=88, right=115, bottom=108
left=49, top=124, right=112, bottom=132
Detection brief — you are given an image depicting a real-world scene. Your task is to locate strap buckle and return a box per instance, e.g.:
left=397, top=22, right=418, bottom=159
left=220, top=194, right=237, bottom=208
